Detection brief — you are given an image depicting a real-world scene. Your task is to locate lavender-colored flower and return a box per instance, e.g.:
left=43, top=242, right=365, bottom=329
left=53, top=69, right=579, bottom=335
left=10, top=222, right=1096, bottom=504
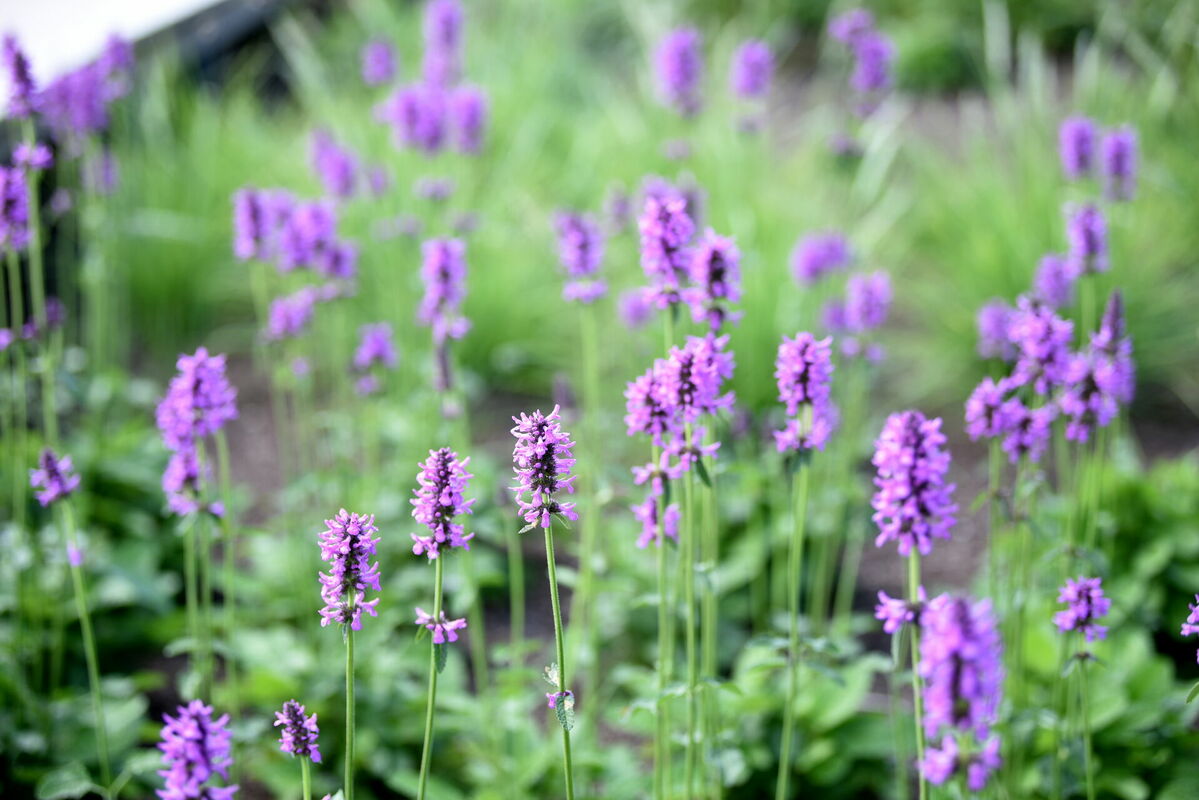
left=684, top=228, right=742, bottom=330
left=418, top=238, right=470, bottom=343
left=1058, top=352, right=1117, bottom=443
left=920, top=594, right=1003, bottom=742
left=638, top=195, right=695, bottom=307
left=554, top=210, right=606, bottom=303
left=277, top=201, right=337, bottom=272
left=998, top=397, right=1055, bottom=463
left=163, top=447, right=203, bottom=516
left=1054, top=577, right=1111, bottom=642
left=964, top=377, right=1009, bottom=442
left=850, top=31, right=894, bottom=95
left=1100, top=125, right=1137, bottom=202
left=1033, top=253, right=1075, bottom=309
left=875, top=587, right=927, bottom=634
left=618, top=288, right=653, bottom=328
left=30, top=448, right=81, bottom=507
left=845, top=271, right=891, bottom=331
left=309, top=131, right=358, bottom=200
left=511, top=405, right=578, bottom=529
left=266, top=287, right=319, bottom=341
left=410, top=447, right=475, bottom=560
left=773, top=333, right=834, bottom=419
left=922, top=733, right=1001, bottom=792
left=157, top=700, right=238, bottom=800
left=156, top=348, right=239, bottom=452
left=14, top=142, right=53, bottom=171
left=361, top=40, right=397, bottom=86
left=654, top=28, right=703, bottom=117
left=450, top=85, right=487, bottom=154
left=0, top=328, right=12, bottom=352
left=414, top=176, right=455, bottom=202
left=378, top=83, right=448, bottom=155
left=422, top=0, right=463, bottom=86
left=730, top=40, right=772, bottom=99
left=872, top=411, right=957, bottom=557
left=1009, top=296, right=1074, bottom=395
left=1091, top=290, right=1135, bottom=405
left=790, top=232, right=851, bottom=285
left=546, top=690, right=574, bottom=710
left=1181, top=595, right=1199, bottom=663
left=1065, top=204, right=1108, bottom=276
left=317, top=509, right=382, bottom=631
left=353, top=323, right=397, bottom=372
left=232, top=188, right=266, bottom=261
left=2, top=35, right=37, bottom=119
left=976, top=300, right=1015, bottom=361
left=624, top=362, right=677, bottom=445
left=1059, top=116, right=1097, bottom=180
left=631, top=494, right=680, bottom=549
left=660, top=337, right=734, bottom=425
left=274, top=700, right=321, bottom=763
left=829, top=9, right=875, bottom=44
left=0, top=166, right=30, bottom=251
left=415, top=607, right=467, bottom=643
left=68, top=543, right=85, bottom=567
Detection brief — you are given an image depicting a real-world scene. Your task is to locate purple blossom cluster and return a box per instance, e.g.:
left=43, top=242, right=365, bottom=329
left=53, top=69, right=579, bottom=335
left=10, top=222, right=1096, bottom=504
left=1181, top=596, right=1199, bottom=663
left=157, top=700, right=238, bottom=800
left=638, top=194, right=696, bottom=309
left=828, top=9, right=894, bottom=116
left=1101, top=126, right=1137, bottom=202
left=790, top=232, right=852, bottom=285
left=684, top=229, right=742, bottom=330
left=773, top=333, right=836, bottom=452
left=1058, top=116, right=1096, bottom=179
left=874, top=586, right=926, bottom=635
left=0, top=165, right=30, bottom=252
left=1065, top=204, right=1108, bottom=276
left=1033, top=253, right=1075, bottom=310
left=823, top=270, right=892, bottom=361
left=417, top=237, right=471, bottom=382
left=654, top=28, right=704, bottom=117
left=415, top=608, right=468, bottom=643
left=38, top=35, right=134, bottom=143
left=871, top=410, right=957, bottom=557
left=274, top=699, right=321, bottom=763
left=1054, top=577, right=1111, bottom=642
left=351, top=323, right=397, bottom=396
left=919, top=594, right=1004, bottom=792
left=317, top=509, right=382, bottom=631
left=630, top=494, right=680, bottom=549
left=232, top=189, right=358, bottom=281
left=2, top=35, right=37, bottom=119
left=976, top=300, right=1015, bottom=361
left=730, top=39, right=772, bottom=101
left=511, top=405, right=579, bottom=529
left=410, top=448, right=475, bottom=559
left=1008, top=295, right=1074, bottom=395
left=1058, top=115, right=1139, bottom=201
left=309, top=130, right=360, bottom=200
left=29, top=448, right=81, bottom=507
left=361, top=40, right=398, bottom=86
left=554, top=211, right=607, bottom=303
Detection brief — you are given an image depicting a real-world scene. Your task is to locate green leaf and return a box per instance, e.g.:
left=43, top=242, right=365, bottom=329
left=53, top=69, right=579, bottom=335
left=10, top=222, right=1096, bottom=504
left=1185, top=680, right=1199, bottom=704
left=435, top=643, right=447, bottom=674
left=695, top=458, right=712, bottom=488
left=163, top=636, right=198, bottom=657
left=518, top=522, right=538, bottom=534
left=554, top=693, right=576, bottom=732
left=36, top=762, right=96, bottom=800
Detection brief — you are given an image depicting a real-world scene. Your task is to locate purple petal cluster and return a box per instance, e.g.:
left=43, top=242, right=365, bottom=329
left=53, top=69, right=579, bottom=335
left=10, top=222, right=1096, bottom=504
left=872, top=411, right=957, bottom=557
left=1033, top=253, right=1075, bottom=310
left=976, top=300, right=1015, bottom=361
left=654, top=28, right=703, bottom=117
left=38, top=37, right=133, bottom=141
left=829, top=9, right=875, bottom=44
left=353, top=322, right=397, bottom=370
left=410, top=447, right=475, bottom=560
left=511, top=405, right=578, bottom=529
left=422, top=0, right=464, bottom=86
left=0, top=166, right=30, bottom=251
left=274, top=699, right=321, bottom=763
left=1181, top=596, right=1199, bottom=663
left=415, top=607, right=468, bottom=644
left=266, top=286, right=320, bottom=341
left=998, top=397, right=1056, bottom=463
left=2, top=35, right=37, bottom=119
left=376, top=83, right=447, bottom=154
left=156, top=349, right=238, bottom=452
left=14, top=142, right=54, bottom=172
left=1059, top=116, right=1096, bottom=180
left=554, top=211, right=607, bottom=304
left=157, top=700, right=238, bottom=800
left=450, top=85, right=488, bottom=154
left=790, top=232, right=852, bottom=285
left=684, top=229, right=742, bottom=331
left=875, top=587, right=926, bottom=635
left=773, top=333, right=835, bottom=452
left=309, top=130, right=359, bottom=200
left=1054, top=576, right=1111, bottom=642
left=1065, top=204, right=1108, bottom=276
left=638, top=194, right=695, bottom=308
left=1091, top=290, right=1135, bottom=405
left=317, top=509, right=382, bottom=631
left=631, top=495, right=680, bottom=549
left=417, top=238, right=470, bottom=344
left=361, top=40, right=397, bottom=86
left=1008, top=295, right=1074, bottom=395
left=964, top=378, right=1007, bottom=441
left=922, top=734, right=1001, bottom=793
left=29, top=448, right=81, bottom=507
left=1101, top=125, right=1137, bottom=202
left=730, top=40, right=772, bottom=99
left=828, top=10, right=893, bottom=114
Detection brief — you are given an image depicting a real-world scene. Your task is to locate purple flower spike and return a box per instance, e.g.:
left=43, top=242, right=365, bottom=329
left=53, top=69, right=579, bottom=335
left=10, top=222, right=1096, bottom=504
left=2, top=35, right=37, bottom=119
left=631, top=494, right=680, bottom=549
left=1065, top=204, right=1108, bottom=276
left=1008, top=296, right=1074, bottom=395
left=920, top=594, right=1003, bottom=745
left=274, top=699, right=321, bottom=763
left=511, top=405, right=578, bottom=530
left=423, top=0, right=464, bottom=86
left=378, top=83, right=448, bottom=155
left=418, top=238, right=470, bottom=344
left=790, top=232, right=852, bottom=285
left=14, top=142, right=54, bottom=171
left=415, top=607, right=468, bottom=644
left=555, top=211, right=607, bottom=303
left=1100, top=125, right=1137, bottom=202
left=1054, top=576, right=1111, bottom=642
left=156, top=348, right=239, bottom=452
left=998, top=397, right=1056, bottom=463
left=317, top=509, right=382, bottom=631
left=638, top=194, right=695, bottom=309
left=964, top=377, right=1008, bottom=441
left=353, top=323, right=397, bottom=372
left=922, top=733, right=1001, bottom=792
left=773, top=333, right=835, bottom=452
left=654, top=28, right=704, bottom=117
left=450, top=85, right=488, bottom=154
left=30, top=448, right=81, bottom=507
left=684, top=229, right=742, bottom=331
left=1059, top=116, right=1096, bottom=180
left=1091, top=290, right=1135, bottom=405
left=410, top=448, right=475, bottom=560
left=660, top=337, right=734, bottom=425
left=976, top=300, right=1016, bottom=361
left=871, top=411, right=957, bottom=557
left=829, top=9, right=875, bottom=44
left=309, top=131, right=359, bottom=200
left=158, top=700, right=238, bottom=800
left=730, top=40, right=773, bottom=99
left=361, top=40, right=397, bottom=86
left=850, top=32, right=894, bottom=95
left=0, top=166, right=31, bottom=251
left=1034, top=253, right=1075, bottom=310
left=618, top=288, right=653, bottom=328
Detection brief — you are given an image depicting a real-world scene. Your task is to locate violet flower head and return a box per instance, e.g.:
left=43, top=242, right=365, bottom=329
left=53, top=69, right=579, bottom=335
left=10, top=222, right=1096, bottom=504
left=30, top=448, right=81, bottom=507
left=920, top=594, right=1004, bottom=744
left=418, top=238, right=470, bottom=343
left=309, top=130, right=359, bottom=200
left=774, top=333, right=834, bottom=418
left=1181, top=595, right=1199, bottom=663
left=156, top=348, right=239, bottom=451
left=829, top=9, right=875, bottom=44
left=2, top=35, right=37, bottom=119
left=1054, top=576, right=1111, bottom=642
left=554, top=211, right=607, bottom=303
left=1101, top=125, right=1137, bottom=202
left=1065, top=204, right=1108, bottom=276
left=378, top=83, right=448, bottom=155
left=1059, top=352, right=1118, bottom=444
left=157, top=700, right=238, bottom=800
left=1033, top=253, right=1075, bottom=310
left=422, top=0, right=464, bottom=86
left=871, top=411, right=957, bottom=557
left=660, top=336, right=734, bottom=424
left=274, top=700, right=321, bottom=763
left=998, top=397, right=1055, bottom=463
left=624, top=362, right=677, bottom=445
left=730, top=40, right=772, bottom=99
left=317, top=509, right=382, bottom=631
left=276, top=200, right=337, bottom=272
left=353, top=323, right=397, bottom=372
left=850, top=31, right=894, bottom=95
left=976, top=300, right=1015, bottom=361
left=0, top=166, right=30, bottom=251
left=162, top=446, right=220, bottom=517
left=361, top=40, right=397, bottom=86
left=875, top=587, right=927, bottom=635
left=14, top=142, right=53, bottom=171
left=845, top=271, right=891, bottom=331
left=415, top=607, right=468, bottom=644
left=1058, top=116, right=1096, bottom=180
left=1091, top=290, right=1135, bottom=405
left=790, top=232, right=851, bottom=285
left=685, top=228, right=742, bottom=331
left=638, top=194, right=695, bottom=307
left=618, top=288, right=653, bottom=329
left=1008, top=295, right=1074, bottom=395
left=654, top=27, right=704, bottom=117
left=922, top=733, right=1001, bottom=792
left=964, top=377, right=1008, bottom=441
left=511, top=405, right=578, bottom=530
left=266, top=286, right=319, bottom=341
left=631, top=494, right=680, bottom=549
left=232, top=188, right=267, bottom=261
left=450, top=85, right=488, bottom=154
left=410, top=447, right=475, bottom=560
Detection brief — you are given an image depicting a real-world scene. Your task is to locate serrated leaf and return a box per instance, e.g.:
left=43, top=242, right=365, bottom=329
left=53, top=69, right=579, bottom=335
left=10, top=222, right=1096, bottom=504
left=36, top=762, right=95, bottom=800
left=435, top=643, right=447, bottom=674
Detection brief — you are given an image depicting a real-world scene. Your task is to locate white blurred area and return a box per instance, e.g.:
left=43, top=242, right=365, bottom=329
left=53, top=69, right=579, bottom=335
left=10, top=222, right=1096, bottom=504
left=1, top=0, right=217, bottom=87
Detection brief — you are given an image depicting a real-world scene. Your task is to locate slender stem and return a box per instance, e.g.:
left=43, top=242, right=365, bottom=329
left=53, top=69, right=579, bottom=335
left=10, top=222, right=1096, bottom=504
left=345, top=624, right=355, bottom=800
left=700, top=459, right=719, bottom=799
left=908, top=552, right=927, bottom=800
left=301, top=757, right=312, bottom=800
left=654, top=448, right=669, bottom=800
left=62, top=501, right=112, bottom=790
left=682, top=438, right=698, bottom=799
left=987, top=439, right=1002, bottom=600
left=200, top=513, right=214, bottom=700
left=1080, top=654, right=1096, bottom=800
left=775, top=461, right=810, bottom=800
left=544, top=523, right=576, bottom=800
left=215, top=432, right=240, bottom=723
left=183, top=518, right=200, bottom=696
left=417, top=557, right=444, bottom=800
left=508, top=524, right=525, bottom=666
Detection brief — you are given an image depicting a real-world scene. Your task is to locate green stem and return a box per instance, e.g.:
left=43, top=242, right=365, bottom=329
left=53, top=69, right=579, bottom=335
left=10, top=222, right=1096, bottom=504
left=544, top=523, right=576, bottom=800
left=22, top=121, right=57, bottom=445
left=775, top=461, right=810, bottom=800
left=700, top=463, right=719, bottom=798
left=183, top=518, right=199, bottom=697
left=654, top=447, right=669, bottom=800
left=908, top=552, right=927, bottom=800
left=417, top=557, right=444, bottom=800
left=215, top=433, right=239, bottom=708
left=683, top=436, right=698, bottom=799
left=301, top=757, right=312, bottom=800
left=1080, top=654, right=1096, bottom=800
left=62, top=501, right=112, bottom=790
left=987, top=439, right=1002, bottom=600
left=345, top=624, right=355, bottom=800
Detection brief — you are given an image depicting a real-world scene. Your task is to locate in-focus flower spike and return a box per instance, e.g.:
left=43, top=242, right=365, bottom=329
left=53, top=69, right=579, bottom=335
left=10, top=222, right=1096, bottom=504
left=638, top=194, right=695, bottom=309
left=790, top=232, right=851, bottom=285
left=1034, top=253, right=1075, bottom=310
left=1008, top=295, right=1074, bottom=395
left=730, top=40, right=772, bottom=99
left=1059, top=116, right=1096, bottom=179
left=415, top=607, right=468, bottom=643
left=631, top=494, right=680, bottom=549
left=511, top=405, right=578, bottom=530
left=158, top=700, right=238, bottom=800
left=1065, top=204, right=1108, bottom=276
left=684, top=229, right=742, bottom=331
left=1054, top=577, right=1111, bottom=642
left=410, top=447, right=475, bottom=560
left=554, top=211, right=607, bottom=304
left=624, top=362, right=676, bottom=445
left=773, top=332, right=835, bottom=452
left=976, top=300, right=1016, bottom=361
left=317, top=509, right=382, bottom=631
left=654, top=28, right=703, bottom=117
left=871, top=410, right=957, bottom=557
left=660, top=337, right=734, bottom=424
left=361, top=40, right=397, bottom=86
left=1100, top=125, right=1137, bottom=202
left=274, top=699, right=322, bottom=763
left=156, top=348, right=239, bottom=452
left=30, top=448, right=81, bottom=507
